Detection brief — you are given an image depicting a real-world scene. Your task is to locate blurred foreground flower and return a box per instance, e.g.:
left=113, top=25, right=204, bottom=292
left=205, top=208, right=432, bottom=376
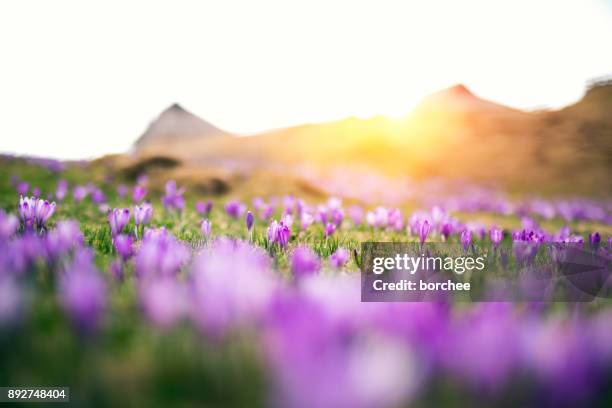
left=290, top=245, right=320, bottom=279
left=59, top=249, right=106, bottom=333
left=330, top=247, right=350, bottom=268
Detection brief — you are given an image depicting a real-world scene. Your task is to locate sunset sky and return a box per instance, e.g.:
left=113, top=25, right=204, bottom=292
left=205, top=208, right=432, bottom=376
left=1, top=0, right=611, bottom=159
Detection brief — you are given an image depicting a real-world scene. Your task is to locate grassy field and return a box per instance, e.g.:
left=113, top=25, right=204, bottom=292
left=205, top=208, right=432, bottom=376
left=0, top=155, right=610, bottom=407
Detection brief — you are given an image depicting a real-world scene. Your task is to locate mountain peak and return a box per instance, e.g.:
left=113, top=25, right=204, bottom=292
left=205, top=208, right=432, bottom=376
left=414, top=84, right=520, bottom=115
left=134, top=104, right=229, bottom=150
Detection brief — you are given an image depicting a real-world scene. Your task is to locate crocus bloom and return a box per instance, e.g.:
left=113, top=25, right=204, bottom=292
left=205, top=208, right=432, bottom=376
left=195, top=201, right=206, bottom=215
left=330, top=247, right=350, bottom=268
left=134, top=229, right=190, bottom=279
left=32, top=187, right=41, bottom=197
left=91, top=189, right=106, bottom=204
left=441, top=222, right=453, bottom=241
left=0, top=211, right=19, bottom=241
left=490, top=227, right=503, bottom=248
left=113, top=234, right=133, bottom=261
left=290, top=245, right=320, bottom=279
left=589, top=232, right=601, bottom=250
left=348, top=205, right=363, bottom=226
left=134, top=203, right=153, bottom=226
left=44, top=220, right=83, bottom=260
left=225, top=200, right=246, bottom=219
left=246, top=211, right=254, bottom=232
left=132, top=185, right=147, bottom=202
left=116, top=184, right=128, bottom=198
left=59, top=249, right=106, bottom=332
left=267, top=220, right=290, bottom=248
left=419, top=220, right=431, bottom=247
left=56, top=180, right=68, bottom=201
left=461, top=229, right=472, bottom=252
left=324, top=223, right=335, bottom=238
left=34, top=198, right=56, bottom=229
left=73, top=185, right=88, bottom=202
left=200, top=219, right=211, bottom=240
left=300, top=212, right=314, bottom=231
left=161, top=180, right=185, bottom=212
left=16, top=181, right=29, bottom=196
left=281, top=213, right=294, bottom=228
left=18, top=196, right=37, bottom=230
left=190, top=239, right=278, bottom=335
left=108, top=208, right=130, bottom=236
left=139, top=277, right=186, bottom=329
left=109, top=259, right=124, bottom=282
left=19, top=196, right=56, bottom=230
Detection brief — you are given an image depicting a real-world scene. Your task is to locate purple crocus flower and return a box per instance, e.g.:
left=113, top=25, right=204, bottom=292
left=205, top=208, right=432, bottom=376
left=44, top=220, right=83, bottom=260
left=281, top=213, right=294, bottom=228
left=330, top=247, right=350, bottom=268
left=246, top=211, right=254, bottom=232
left=134, top=228, right=190, bottom=279
left=139, top=277, right=186, bottom=329
left=0, top=211, right=19, bottom=241
left=34, top=198, right=56, bottom=229
left=190, top=240, right=278, bottom=335
left=108, top=208, right=130, bottom=236
left=267, top=220, right=291, bottom=248
left=32, top=187, right=41, bottom=197
left=283, top=195, right=295, bottom=214
left=441, top=222, right=453, bottom=241
left=490, top=227, right=503, bottom=249
left=113, top=234, right=133, bottom=261
left=200, top=219, right=211, bottom=240
left=19, top=196, right=56, bottom=230
left=300, top=212, right=314, bottom=231
left=109, top=259, right=124, bottom=282
left=262, top=204, right=275, bottom=220
left=225, top=200, right=246, bottom=219
left=588, top=232, right=601, bottom=250
left=419, top=220, right=431, bottom=247
left=324, top=223, right=336, bottom=238
left=18, top=196, right=36, bottom=230
left=267, top=220, right=279, bottom=242
left=161, top=180, right=185, bottom=212
left=134, top=203, right=153, bottom=226
left=348, top=205, right=363, bottom=226
left=116, top=184, right=128, bottom=198
left=132, top=185, right=147, bottom=203
left=16, top=181, right=29, bottom=196
left=56, top=180, right=68, bottom=201
left=91, top=188, right=106, bottom=204
left=461, top=229, right=472, bottom=252
left=59, top=249, right=106, bottom=332
left=73, top=185, right=88, bottom=202
left=195, top=201, right=206, bottom=215
left=291, top=245, right=320, bottom=279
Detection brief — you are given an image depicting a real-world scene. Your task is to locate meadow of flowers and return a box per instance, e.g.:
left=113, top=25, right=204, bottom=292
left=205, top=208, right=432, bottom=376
left=0, top=156, right=611, bottom=407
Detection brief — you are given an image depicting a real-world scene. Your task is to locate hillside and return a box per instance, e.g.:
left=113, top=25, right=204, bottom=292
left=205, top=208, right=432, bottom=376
left=128, top=83, right=612, bottom=196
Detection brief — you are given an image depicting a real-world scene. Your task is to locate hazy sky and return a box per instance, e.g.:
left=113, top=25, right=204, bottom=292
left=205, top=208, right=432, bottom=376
left=1, top=0, right=611, bottom=159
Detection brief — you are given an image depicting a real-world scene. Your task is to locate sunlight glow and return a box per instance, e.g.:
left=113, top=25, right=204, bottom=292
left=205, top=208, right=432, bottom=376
left=0, top=0, right=611, bottom=159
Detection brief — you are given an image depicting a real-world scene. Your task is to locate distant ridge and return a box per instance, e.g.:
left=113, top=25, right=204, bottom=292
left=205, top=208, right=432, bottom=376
left=134, top=103, right=229, bottom=150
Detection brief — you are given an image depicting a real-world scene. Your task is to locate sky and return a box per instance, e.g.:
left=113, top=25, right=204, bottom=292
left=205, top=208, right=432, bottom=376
left=1, top=0, right=611, bottom=159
